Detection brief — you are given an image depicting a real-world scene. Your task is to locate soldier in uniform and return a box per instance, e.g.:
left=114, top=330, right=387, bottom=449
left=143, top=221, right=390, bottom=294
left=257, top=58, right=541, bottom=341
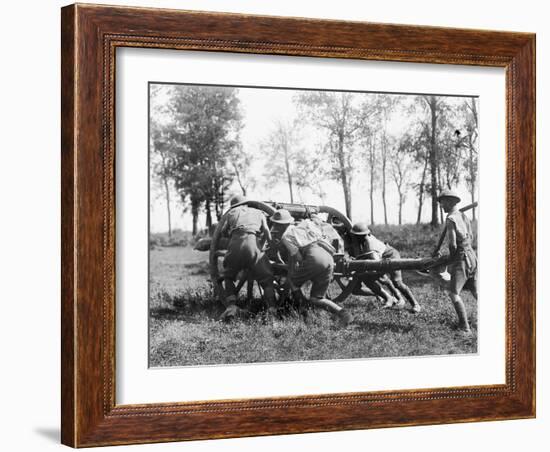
left=270, top=209, right=352, bottom=327
left=434, top=189, right=478, bottom=334
left=347, top=223, right=406, bottom=309
left=349, top=222, right=422, bottom=313
left=220, top=195, right=276, bottom=321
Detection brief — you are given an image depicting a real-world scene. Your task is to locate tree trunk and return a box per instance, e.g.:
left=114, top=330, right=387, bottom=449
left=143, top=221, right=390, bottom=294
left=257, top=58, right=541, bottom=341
left=337, top=133, right=352, bottom=218
left=162, top=176, right=172, bottom=238
left=471, top=189, right=476, bottom=222
left=283, top=141, right=294, bottom=203
left=437, top=165, right=444, bottom=224
left=469, top=144, right=477, bottom=221
left=417, top=156, right=428, bottom=224
left=205, top=198, right=212, bottom=230
left=286, top=170, right=294, bottom=203
left=428, top=96, right=439, bottom=227
left=398, top=193, right=403, bottom=225
left=159, top=152, right=172, bottom=238
left=368, top=136, right=376, bottom=225
left=369, top=174, right=375, bottom=225
left=213, top=175, right=221, bottom=221
left=232, top=162, right=247, bottom=197
left=191, top=203, right=199, bottom=236
left=381, top=136, right=388, bottom=225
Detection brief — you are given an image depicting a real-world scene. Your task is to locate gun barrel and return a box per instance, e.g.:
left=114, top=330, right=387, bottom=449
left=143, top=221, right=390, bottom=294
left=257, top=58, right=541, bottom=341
left=264, top=201, right=320, bottom=219
left=342, top=254, right=450, bottom=274
left=460, top=201, right=478, bottom=212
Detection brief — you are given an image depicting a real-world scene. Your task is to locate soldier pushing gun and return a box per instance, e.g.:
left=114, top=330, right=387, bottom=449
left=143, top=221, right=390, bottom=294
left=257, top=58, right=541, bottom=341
left=219, top=195, right=277, bottom=321
left=270, top=209, right=352, bottom=327
left=349, top=223, right=422, bottom=313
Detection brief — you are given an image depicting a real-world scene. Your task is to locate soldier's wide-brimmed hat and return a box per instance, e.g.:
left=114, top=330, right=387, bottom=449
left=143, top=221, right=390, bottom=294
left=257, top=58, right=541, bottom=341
left=271, top=209, right=294, bottom=224
left=229, top=194, right=247, bottom=206
left=437, top=188, right=461, bottom=203
left=350, top=222, right=370, bottom=236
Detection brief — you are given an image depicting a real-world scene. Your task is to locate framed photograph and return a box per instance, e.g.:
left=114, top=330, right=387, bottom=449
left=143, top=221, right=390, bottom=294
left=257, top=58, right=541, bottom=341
left=61, top=3, right=535, bottom=447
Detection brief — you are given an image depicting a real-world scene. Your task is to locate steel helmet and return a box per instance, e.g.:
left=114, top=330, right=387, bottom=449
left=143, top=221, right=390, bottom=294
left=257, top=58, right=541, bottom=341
left=437, top=189, right=461, bottom=203
left=229, top=194, right=247, bottom=206
left=350, top=222, right=370, bottom=236
left=271, top=209, right=294, bottom=224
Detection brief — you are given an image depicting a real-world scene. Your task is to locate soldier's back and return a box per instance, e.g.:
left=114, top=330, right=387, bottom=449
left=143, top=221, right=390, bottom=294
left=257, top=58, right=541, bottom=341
left=226, top=206, right=264, bottom=235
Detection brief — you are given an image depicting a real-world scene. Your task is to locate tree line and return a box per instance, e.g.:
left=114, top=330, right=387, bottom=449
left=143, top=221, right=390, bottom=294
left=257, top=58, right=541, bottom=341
left=150, top=85, right=478, bottom=236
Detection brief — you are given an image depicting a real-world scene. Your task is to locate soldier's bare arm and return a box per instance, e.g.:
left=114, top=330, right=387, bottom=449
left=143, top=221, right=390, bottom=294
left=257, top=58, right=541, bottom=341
left=260, top=215, right=272, bottom=243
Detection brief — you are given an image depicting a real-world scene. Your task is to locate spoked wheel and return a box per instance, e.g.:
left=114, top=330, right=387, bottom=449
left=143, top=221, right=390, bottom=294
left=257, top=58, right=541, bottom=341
left=326, top=274, right=379, bottom=303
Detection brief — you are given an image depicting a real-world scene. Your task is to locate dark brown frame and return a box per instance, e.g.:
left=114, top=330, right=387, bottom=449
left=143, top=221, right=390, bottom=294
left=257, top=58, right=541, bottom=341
left=61, top=3, right=536, bottom=447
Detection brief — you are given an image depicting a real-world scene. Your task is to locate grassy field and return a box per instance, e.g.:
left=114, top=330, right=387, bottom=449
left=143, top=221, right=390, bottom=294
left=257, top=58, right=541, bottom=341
left=149, top=224, right=478, bottom=367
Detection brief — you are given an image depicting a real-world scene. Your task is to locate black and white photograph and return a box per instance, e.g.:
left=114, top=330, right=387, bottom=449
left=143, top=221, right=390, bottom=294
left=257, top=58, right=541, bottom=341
left=148, top=82, right=479, bottom=367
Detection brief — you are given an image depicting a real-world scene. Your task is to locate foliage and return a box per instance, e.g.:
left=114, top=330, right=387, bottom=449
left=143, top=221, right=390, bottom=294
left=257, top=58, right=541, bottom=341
left=151, top=85, right=244, bottom=234
left=294, top=91, right=363, bottom=218
left=149, top=85, right=479, bottom=231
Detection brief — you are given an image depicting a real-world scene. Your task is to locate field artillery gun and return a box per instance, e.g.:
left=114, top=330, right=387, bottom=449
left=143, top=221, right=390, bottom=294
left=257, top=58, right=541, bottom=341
left=197, top=200, right=451, bottom=305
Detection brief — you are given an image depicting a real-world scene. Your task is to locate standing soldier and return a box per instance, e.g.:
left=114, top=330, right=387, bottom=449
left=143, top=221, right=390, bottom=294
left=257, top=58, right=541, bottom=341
left=349, top=222, right=422, bottom=313
left=434, top=189, right=478, bottom=334
left=270, top=209, right=352, bottom=327
left=220, top=195, right=276, bottom=321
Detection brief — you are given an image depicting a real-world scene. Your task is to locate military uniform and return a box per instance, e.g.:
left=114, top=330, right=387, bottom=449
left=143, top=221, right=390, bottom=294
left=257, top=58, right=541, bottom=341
left=445, top=210, right=477, bottom=295
left=436, top=188, right=476, bottom=333
left=350, top=226, right=421, bottom=312
left=222, top=205, right=274, bottom=305
left=280, top=219, right=334, bottom=299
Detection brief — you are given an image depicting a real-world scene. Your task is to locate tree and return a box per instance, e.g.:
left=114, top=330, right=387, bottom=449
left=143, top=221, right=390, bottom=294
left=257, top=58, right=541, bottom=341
left=167, top=85, right=243, bottom=235
left=262, top=119, right=302, bottom=203
left=295, top=92, right=362, bottom=218
left=362, top=131, right=378, bottom=224
left=391, top=134, right=417, bottom=225
left=150, top=85, right=176, bottom=237
left=150, top=128, right=174, bottom=237
left=376, top=95, right=401, bottom=224
left=462, top=97, right=479, bottom=220
left=418, top=95, right=455, bottom=226
left=229, top=143, right=256, bottom=197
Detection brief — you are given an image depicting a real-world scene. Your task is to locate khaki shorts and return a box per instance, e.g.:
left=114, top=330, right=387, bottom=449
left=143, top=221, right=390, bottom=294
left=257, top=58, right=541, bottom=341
left=223, top=233, right=273, bottom=283
left=448, top=248, right=477, bottom=294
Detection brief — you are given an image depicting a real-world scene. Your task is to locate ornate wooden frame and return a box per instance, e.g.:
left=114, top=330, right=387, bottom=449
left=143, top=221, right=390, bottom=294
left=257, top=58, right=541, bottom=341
left=61, top=3, right=535, bottom=447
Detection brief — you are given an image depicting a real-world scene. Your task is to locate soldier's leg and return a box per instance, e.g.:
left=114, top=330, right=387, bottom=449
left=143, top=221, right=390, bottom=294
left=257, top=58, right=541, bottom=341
left=252, top=252, right=277, bottom=309
left=220, top=239, right=253, bottom=320
left=378, top=274, right=403, bottom=304
left=362, top=277, right=396, bottom=305
left=303, top=246, right=351, bottom=326
left=222, top=279, right=238, bottom=306
left=222, top=239, right=241, bottom=305
left=463, top=273, right=478, bottom=300
left=448, top=261, right=470, bottom=333
left=390, top=270, right=421, bottom=312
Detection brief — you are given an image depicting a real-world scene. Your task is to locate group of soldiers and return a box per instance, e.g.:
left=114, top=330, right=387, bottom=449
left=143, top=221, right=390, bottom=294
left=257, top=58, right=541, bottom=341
left=218, top=189, right=477, bottom=334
